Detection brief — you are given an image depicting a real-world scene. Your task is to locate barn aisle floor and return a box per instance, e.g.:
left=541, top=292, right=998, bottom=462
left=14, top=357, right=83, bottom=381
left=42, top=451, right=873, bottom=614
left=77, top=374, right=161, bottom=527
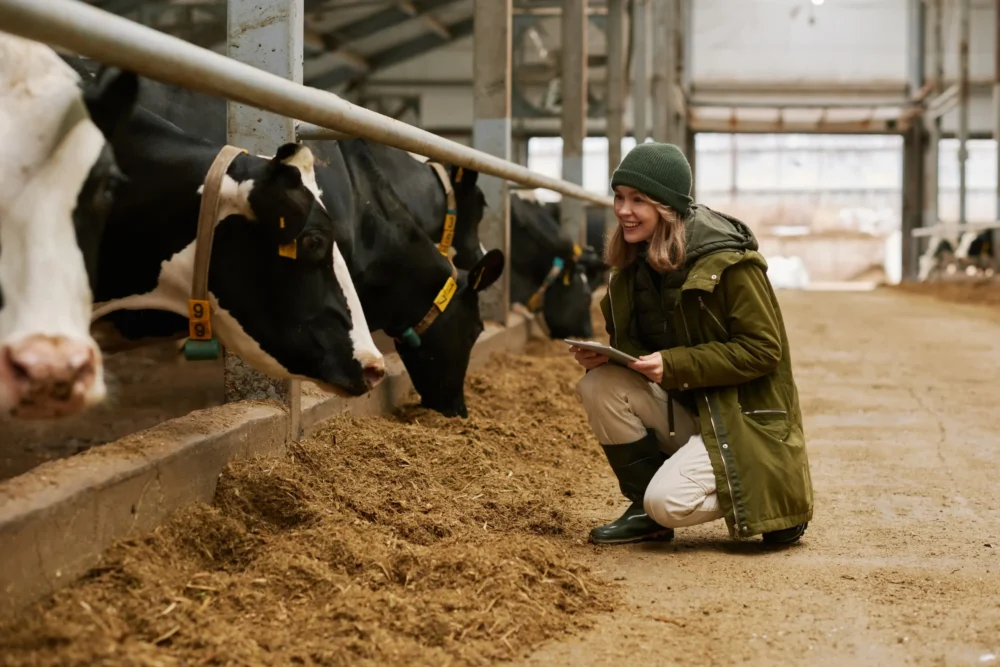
left=519, top=286, right=1000, bottom=666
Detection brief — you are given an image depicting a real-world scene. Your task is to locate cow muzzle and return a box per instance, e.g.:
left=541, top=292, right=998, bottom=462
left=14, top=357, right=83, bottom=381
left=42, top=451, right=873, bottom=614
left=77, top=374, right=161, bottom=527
left=0, top=334, right=104, bottom=419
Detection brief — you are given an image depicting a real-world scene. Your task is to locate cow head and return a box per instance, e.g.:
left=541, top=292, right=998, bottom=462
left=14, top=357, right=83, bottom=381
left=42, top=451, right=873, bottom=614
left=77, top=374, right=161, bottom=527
left=394, top=249, right=504, bottom=418
left=0, top=36, right=138, bottom=420
left=447, top=165, right=488, bottom=271
left=86, top=97, right=384, bottom=397
left=541, top=262, right=594, bottom=339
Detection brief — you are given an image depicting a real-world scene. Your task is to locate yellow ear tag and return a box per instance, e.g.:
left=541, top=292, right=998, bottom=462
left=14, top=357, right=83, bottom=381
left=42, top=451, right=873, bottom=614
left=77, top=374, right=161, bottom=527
left=280, top=217, right=286, bottom=229
left=433, top=276, right=458, bottom=312
left=278, top=240, right=297, bottom=259
left=455, top=167, right=464, bottom=183
left=563, top=272, right=571, bottom=285
left=473, top=269, right=483, bottom=290
left=572, top=243, right=583, bottom=260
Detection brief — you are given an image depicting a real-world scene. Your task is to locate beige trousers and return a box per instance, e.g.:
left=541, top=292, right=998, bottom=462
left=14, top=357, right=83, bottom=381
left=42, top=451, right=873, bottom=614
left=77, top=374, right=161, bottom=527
left=576, top=363, right=727, bottom=529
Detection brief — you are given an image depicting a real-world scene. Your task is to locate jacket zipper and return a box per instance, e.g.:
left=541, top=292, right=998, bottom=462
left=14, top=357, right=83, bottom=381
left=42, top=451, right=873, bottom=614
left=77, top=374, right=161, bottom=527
left=608, top=273, right=617, bottom=347
left=698, top=296, right=728, bottom=340
left=680, top=303, right=742, bottom=531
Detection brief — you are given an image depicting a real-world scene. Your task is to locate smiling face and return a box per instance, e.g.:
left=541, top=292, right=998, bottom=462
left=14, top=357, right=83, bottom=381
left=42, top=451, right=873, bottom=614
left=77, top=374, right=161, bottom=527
left=613, top=185, right=661, bottom=244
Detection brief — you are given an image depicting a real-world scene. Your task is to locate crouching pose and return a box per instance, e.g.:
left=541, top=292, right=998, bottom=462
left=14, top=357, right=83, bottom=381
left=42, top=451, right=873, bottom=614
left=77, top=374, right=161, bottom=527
left=571, top=142, right=813, bottom=546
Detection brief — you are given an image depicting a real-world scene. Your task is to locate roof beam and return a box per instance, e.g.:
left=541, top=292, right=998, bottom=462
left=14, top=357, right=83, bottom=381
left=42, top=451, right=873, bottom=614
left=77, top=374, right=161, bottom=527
left=310, top=0, right=463, bottom=50
left=307, top=16, right=474, bottom=90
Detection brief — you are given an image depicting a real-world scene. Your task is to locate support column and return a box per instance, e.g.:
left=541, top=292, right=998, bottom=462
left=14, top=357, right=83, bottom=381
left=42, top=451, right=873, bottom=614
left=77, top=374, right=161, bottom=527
left=560, top=0, right=587, bottom=245
left=226, top=0, right=303, bottom=439
left=925, top=0, right=942, bottom=238
left=903, top=117, right=926, bottom=282
left=605, top=0, right=626, bottom=236
left=673, top=0, right=688, bottom=150
left=473, top=0, right=512, bottom=324
left=651, top=0, right=676, bottom=144
left=632, top=0, right=649, bottom=144
left=958, top=0, right=970, bottom=226
left=994, top=0, right=1000, bottom=264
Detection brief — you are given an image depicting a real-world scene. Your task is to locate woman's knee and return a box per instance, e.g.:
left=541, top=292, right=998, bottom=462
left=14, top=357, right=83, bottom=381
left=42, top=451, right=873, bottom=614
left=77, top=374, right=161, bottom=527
left=576, top=363, right=641, bottom=410
left=643, top=471, right=716, bottom=529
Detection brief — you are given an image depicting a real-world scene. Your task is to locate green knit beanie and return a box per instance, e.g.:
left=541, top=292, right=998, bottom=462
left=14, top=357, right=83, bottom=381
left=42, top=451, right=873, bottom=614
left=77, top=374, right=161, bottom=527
left=610, top=142, right=693, bottom=215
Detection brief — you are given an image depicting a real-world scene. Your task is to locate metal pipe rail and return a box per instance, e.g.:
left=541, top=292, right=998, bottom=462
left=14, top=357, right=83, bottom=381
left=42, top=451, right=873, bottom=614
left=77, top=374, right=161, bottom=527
left=0, top=0, right=613, bottom=208
left=911, top=221, right=1000, bottom=238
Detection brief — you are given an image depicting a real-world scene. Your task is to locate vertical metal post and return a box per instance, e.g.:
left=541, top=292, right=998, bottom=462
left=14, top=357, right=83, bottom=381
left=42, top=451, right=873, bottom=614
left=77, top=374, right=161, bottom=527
left=994, top=0, right=1000, bottom=261
left=905, top=0, right=926, bottom=282
left=605, top=0, right=626, bottom=237
left=473, top=0, right=512, bottom=324
left=903, top=118, right=926, bottom=282
left=649, top=0, right=672, bottom=142
left=226, top=0, right=303, bottom=440
left=651, top=0, right=676, bottom=143
left=632, top=0, right=648, bottom=144
left=673, top=0, right=687, bottom=149
left=560, top=0, right=587, bottom=244
left=959, top=0, right=970, bottom=226
left=925, top=0, right=942, bottom=239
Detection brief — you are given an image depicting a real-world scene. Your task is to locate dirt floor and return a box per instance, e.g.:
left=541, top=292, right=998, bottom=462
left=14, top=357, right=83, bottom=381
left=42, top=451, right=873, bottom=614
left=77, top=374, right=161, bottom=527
left=0, top=341, right=224, bottom=482
left=2, top=282, right=999, bottom=665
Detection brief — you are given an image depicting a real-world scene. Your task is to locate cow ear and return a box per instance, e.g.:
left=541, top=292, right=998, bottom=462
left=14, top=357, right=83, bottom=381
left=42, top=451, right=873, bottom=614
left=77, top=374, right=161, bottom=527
left=83, top=68, right=139, bottom=140
left=451, top=165, right=478, bottom=191
left=467, top=248, right=504, bottom=293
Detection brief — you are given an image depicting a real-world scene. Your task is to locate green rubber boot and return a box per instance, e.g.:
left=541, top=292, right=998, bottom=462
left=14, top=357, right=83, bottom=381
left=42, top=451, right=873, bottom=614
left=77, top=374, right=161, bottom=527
left=589, top=432, right=674, bottom=545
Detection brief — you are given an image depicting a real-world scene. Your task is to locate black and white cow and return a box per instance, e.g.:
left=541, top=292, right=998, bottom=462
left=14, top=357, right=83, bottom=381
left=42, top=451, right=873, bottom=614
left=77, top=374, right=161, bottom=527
left=542, top=200, right=610, bottom=290
left=320, top=139, right=504, bottom=417
left=68, top=60, right=503, bottom=418
left=359, top=142, right=487, bottom=271
left=76, top=69, right=385, bottom=397
left=0, top=35, right=138, bottom=420
left=919, top=229, right=999, bottom=280
left=509, top=194, right=595, bottom=339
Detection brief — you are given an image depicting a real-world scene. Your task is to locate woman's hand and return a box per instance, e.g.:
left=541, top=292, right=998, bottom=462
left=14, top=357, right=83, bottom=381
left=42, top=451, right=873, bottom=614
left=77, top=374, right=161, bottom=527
left=629, top=353, right=663, bottom=383
left=570, top=345, right=608, bottom=370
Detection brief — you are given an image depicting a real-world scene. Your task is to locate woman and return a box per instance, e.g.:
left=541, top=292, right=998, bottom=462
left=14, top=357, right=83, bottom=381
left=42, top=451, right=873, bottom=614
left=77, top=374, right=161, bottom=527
left=571, top=142, right=813, bottom=546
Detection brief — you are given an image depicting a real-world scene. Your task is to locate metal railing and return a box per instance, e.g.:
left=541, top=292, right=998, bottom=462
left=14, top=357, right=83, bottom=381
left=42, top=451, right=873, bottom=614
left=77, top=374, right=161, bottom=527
left=0, top=0, right=613, bottom=208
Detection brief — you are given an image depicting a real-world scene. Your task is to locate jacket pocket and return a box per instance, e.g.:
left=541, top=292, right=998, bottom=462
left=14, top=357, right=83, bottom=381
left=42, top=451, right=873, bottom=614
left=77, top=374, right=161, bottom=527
left=741, top=408, right=791, bottom=442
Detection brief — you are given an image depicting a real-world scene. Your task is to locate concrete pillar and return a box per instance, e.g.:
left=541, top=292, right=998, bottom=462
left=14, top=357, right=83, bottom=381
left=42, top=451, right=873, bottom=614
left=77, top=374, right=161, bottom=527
left=473, top=0, right=512, bottom=324
left=605, top=0, right=626, bottom=237
left=226, top=0, right=303, bottom=439
left=632, top=0, right=649, bottom=144
left=560, top=0, right=587, bottom=245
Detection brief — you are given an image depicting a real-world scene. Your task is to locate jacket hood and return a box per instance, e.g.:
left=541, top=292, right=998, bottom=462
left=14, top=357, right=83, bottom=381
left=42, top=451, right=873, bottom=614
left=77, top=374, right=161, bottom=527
left=684, top=204, right=758, bottom=266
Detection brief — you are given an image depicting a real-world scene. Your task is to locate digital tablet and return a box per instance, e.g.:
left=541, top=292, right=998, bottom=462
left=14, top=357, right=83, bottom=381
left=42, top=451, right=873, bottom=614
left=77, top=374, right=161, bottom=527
left=564, top=339, right=639, bottom=366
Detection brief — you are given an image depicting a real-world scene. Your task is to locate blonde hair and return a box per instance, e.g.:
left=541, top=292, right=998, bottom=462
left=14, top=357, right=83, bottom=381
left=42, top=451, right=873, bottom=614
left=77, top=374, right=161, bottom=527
left=603, top=192, right=687, bottom=273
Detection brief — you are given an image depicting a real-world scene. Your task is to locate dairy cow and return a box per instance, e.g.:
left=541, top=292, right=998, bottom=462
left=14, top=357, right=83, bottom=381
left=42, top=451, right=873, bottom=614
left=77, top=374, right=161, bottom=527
left=509, top=195, right=594, bottom=339
left=77, top=68, right=385, bottom=396
left=0, top=35, right=138, bottom=420
left=360, top=142, right=487, bottom=271
left=67, top=60, right=503, bottom=417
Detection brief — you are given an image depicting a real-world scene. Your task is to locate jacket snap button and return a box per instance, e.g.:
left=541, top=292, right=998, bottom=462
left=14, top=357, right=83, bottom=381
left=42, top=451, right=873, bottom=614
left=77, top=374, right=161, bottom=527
left=683, top=382, right=689, bottom=388
left=722, top=444, right=728, bottom=449
left=711, top=274, right=717, bottom=280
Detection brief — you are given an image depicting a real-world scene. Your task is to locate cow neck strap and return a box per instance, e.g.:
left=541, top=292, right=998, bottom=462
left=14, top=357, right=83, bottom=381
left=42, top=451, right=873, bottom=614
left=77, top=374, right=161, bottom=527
left=395, top=264, right=460, bottom=348
left=427, top=161, right=458, bottom=257
left=184, top=145, right=247, bottom=359
left=526, top=244, right=583, bottom=312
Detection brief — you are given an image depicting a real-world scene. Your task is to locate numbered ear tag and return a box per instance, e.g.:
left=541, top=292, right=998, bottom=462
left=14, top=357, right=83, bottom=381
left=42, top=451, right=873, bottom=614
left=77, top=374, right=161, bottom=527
left=278, top=240, right=297, bottom=259
left=433, top=276, right=458, bottom=312
left=188, top=299, right=212, bottom=341
left=455, top=167, right=464, bottom=183
left=573, top=243, right=583, bottom=260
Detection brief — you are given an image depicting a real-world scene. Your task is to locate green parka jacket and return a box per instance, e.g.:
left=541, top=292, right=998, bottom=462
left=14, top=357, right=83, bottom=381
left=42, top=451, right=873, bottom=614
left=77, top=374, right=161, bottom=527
left=599, top=204, right=814, bottom=539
